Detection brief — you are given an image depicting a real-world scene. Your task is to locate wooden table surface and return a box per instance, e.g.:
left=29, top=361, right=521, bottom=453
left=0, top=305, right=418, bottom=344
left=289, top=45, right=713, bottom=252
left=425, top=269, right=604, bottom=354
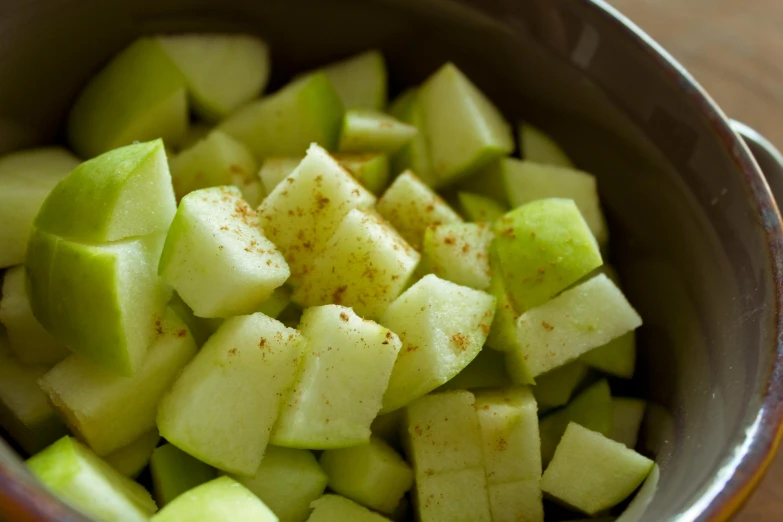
left=608, top=0, right=783, bottom=520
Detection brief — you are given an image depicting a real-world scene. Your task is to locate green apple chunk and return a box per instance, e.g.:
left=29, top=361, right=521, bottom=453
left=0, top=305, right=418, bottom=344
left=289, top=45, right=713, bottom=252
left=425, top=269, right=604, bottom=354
left=514, top=274, right=642, bottom=377
left=308, top=494, right=391, bottom=522
left=157, top=34, right=270, bottom=121
left=158, top=313, right=304, bottom=475
left=377, top=171, right=463, bottom=250
left=104, top=430, right=160, bottom=478
left=159, top=186, right=290, bottom=318
left=0, top=147, right=80, bottom=268
left=539, top=379, right=613, bottom=466
left=169, top=130, right=258, bottom=200
left=0, top=266, right=69, bottom=365
left=0, top=351, right=67, bottom=455
left=438, top=348, right=511, bottom=391
left=150, top=443, right=216, bottom=507
left=493, top=198, right=602, bottom=313
left=258, top=157, right=302, bottom=194
left=292, top=209, right=419, bottom=319
left=338, top=110, right=417, bottom=154
left=27, top=229, right=169, bottom=376
left=532, top=362, right=590, bottom=411
left=487, top=480, right=544, bottom=522
left=180, top=122, right=213, bottom=150
left=422, top=222, right=493, bottom=290
left=272, top=305, right=401, bottom=448
left=457, top=191, right=508, bottom=223
left=322, top=50, right=387, bottom=110
left=420, top=63, right=514, bottom=185
left=334, top=153, right=390, bottom=195
left=219, top=72, right=343, bottom=159
left=167, top=293, right=221, bottom=347
left=230, top=446, right=327, bottom=522
left=519, top=123, right=573, bottom=167
left=40, top=307, right=197, bottom=456
left=152, top=476, right=277, bottom=522
left=27, top=436, right=157, bottom=522
left=68, top=38, right=188, bottom=159
left=35, top=139, right=176, bottom=243
left=319, top=437, right=413, bottom=514
left=389, top=89, right=436, bottom=187
left=581, top=331, right=636, bottom=379
left=415, top=468, right=492, bottom=522
left=457, top=160, right=510, bottom=206
left=541, top=423, right=654, bottom=515
left=380, top=275, right=495, bottom=413
left=611, top=398, right=646, bottom=449
left=484, top=251, right=525, bottom=360
left=502, top=159, right=608, bottom=244
left=258, top=144, right=375, bottom=281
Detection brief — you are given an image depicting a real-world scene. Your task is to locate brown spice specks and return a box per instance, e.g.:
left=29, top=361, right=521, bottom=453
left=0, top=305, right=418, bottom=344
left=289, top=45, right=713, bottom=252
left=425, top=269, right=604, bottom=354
left=542, top=321, right=554, bottom=331
left=339, top=312, right=350, bottom=322
left=451, top=333, right=469, bottom=351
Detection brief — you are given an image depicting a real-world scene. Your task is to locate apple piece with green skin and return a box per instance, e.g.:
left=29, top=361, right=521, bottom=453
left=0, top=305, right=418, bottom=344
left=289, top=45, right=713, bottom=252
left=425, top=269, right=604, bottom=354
left=104, top=430, right=160, bottom=478
left=27, top=436, right=157, bottom=522
left=420, top=63, right=514, bottom=186
left=157, top=313, right=304, bottom=475
left=581, top=331, right=636, bottom=379
left=321, top=50, right=387, bottom=110
left=338, top=110, right=417, bottom=154
left=319, top=437, right=413, bottom=514
left=271, top=305, right=401, bottom=449
left=437, top=348, right=511, bottom=392
left=292, top=209, right=420, bottom=319
left=389, top=89, right=437, bottom=187
left=541, top=423, right=654, bottom=516
left=150, top=443, right=216, bottom=508
left=422, top=222, right=493, bottom=290
left=68, top=38, right=188, bottom=159
left=377, top=171, right=463, bottom=250
left=159, top=186, right=290, bottom=319
left=219, top=72, right=343, bottom=160
left=532, top=361, right=590, bottom=411
left=308, top=494, right=391, bottom=522
left=229, top=446, right=327, bottom=522
left=519, top=123, right=573, bottom=167
left=157, top=34, right=270, bottom=121
left=457, top=192, right=508, bottom=223
left=611, top=398, right=647, bottom=449
left=151, top=476, right=277, bottom=522
left=380, top=275, right=495, bottom=413
left=333, top=153, right=390, bottom=195
left=0, top=147, right=80, bottom=268
left=0, top=266, right=69, bottom=365
left=40, top=307, right=197, bottom=456
left=456, top=160, right=510, bottom=206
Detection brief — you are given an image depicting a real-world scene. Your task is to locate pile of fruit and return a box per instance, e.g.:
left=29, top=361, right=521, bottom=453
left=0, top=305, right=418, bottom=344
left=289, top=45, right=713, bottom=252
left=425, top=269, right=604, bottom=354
left=0, top=33, right=656, bottom=522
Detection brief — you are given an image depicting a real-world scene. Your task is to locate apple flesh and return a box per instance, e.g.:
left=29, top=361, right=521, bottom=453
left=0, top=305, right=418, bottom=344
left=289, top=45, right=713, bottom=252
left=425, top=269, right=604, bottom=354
left=422, top=222, right=493, bottom=290
left=457, top=160, right=510, bottom=206
left=258, top=157, right=302, bottom=194
left=338, top=110, right=417, bottom=154
left=581, top=331, right=636, bottom=379
left=437, top=348, right=511, bottom=392
left=532, top=361, right=590, bottom=411
left=389, top=89, right=436, bottom=187
left=308, top=494, right=391, bottom=522
left=333, top=153, right=390, bottom=195
left=104, top=430, right=160, bottom=478
left=518, top=123, right=573, bottom=167
left=457, top=191, right=507, bottom=223
left=150, top=443, right=216, bottom=508
left=321, top=50, right=387, bottom=110
left=611, top=398, right=647, bottom=449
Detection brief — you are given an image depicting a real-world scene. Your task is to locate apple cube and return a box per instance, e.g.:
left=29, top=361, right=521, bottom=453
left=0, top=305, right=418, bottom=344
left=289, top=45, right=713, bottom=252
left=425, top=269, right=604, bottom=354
left=319, top=437, right=413, bottom=514
left=502, top=159, right=608, bottom=245
left=322, top=50, right=387, bottom=110
left=0, top=266, right=69, bottom=365
left=532, top=362, right=590, bottom=411
left=0, top=147, right=80, bottom=268
left=258, top=157, right=301, bottom=194
left=157, top=313, right=304, bottom=475
left=159, top=186, right=290, bottom=318
left=519, top=123, right=573, bottom=167
left=308, top=494, right=391, bottom=522
left=292, top=209, right=419, bottom=319
left=27, top=436, right=157, bottom=522
left=381, top=275, right=495, bottom=413
left=377, top=171, right=463, bottom=250
left=541, top=423, right=654, bottom=515
left=514, top=274, right=642, bottom=377
left=486, top=480, right=544, bottom=522
left=611, top=398, right=647, bottom=449
left=438, top=348, right=511, bottom=391
left=40, top=307, right=197, bottom=456
left=457, top=192, right=508, bottom=223
left=167, top=293, right=221, bottom=347
left=456, top=160, right=510, bottom=206
left=151, top=476, right=277, bottom=522
left=219, top=73, right=343, bottom=159
left=68, top=38, right=188, bottom=159
left=104, top=430, right=160, bottom=478
left=484, top=251, right=525, bottom=359
left=420, top=63, right=514, bottom=185
left=581, top=330, right=636, bottom=379
left=334, top=153, right=390, bottom=195
left=272, top=305, right=401, bottom=448
left=150, top=443, right=216, bottom=507
left=338, top=110, right=417, bottom=154
left=389, top=89, right=436, bottom=187
left=422, top=222, right=493, bottom=290
left=229, top=445, right=327, bottom=522
left=180, top=122, right=213, bottom=150
left=415, top=468, right=492, bottom=522
left=157, top=34, right=270, bottom=121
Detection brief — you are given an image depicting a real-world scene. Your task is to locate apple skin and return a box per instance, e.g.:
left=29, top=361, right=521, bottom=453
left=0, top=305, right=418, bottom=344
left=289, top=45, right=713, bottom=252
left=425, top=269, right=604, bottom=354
left=338, top=110, right=417, bottom=155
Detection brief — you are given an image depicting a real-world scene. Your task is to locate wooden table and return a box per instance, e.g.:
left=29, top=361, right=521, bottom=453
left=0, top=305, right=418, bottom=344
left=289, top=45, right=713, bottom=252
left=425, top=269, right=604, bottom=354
left=608, top=0, right=783, bottom=519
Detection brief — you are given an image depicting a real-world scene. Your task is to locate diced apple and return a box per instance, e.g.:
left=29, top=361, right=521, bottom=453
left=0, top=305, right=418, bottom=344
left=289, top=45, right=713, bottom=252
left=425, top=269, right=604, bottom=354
left=292, top=209, right=419, bottom=318
left=229, top=445, right=327, bottom=522
left=381, top=275, right=495, bottom=413
left=581, top=331, right=636, bottom=379
left=180, top=122, right=213, bottom=150
left=159, top=186, right=289, bottom=318
left=457, top=192, right=508, bottom=223
left=257, top=287, right=293, bottom=319
left=456, top=160, right=509, bottom=206
left=484, top=251, right=526, bottom=364
left=438, top=348, right=511, bottom=391
left=219, top=73, right=343, bottom=159
left=167, top=293, right=220, bottom=347
left=68, top=38, right=188, bottom=159
left=415, top=468, right=492, bottom=522
left=258, top=157, right=302, bottom=194
left=319, top=437, right=413, bottom=514
left=322, top=50, right=387, bottom=110
left=389, top=89, right=436, bottom=186
left=486, top=480, right=543, bottom=522
left=150, top=443, right=216, bottom=507
left=377, top=171, right=463, bottom=250
left=104, top=430, right=160, bottom=478
left=334, top=153, right=390, bottom=195
left=40, top=307, right=197, bottom=456
left=0, top=266, right=69, bottom=365
left=611, top=398, right=646, bottom=449
left=514, top=274, right=642, bottom=377
left=540, top=423, right=654, bottom=515
left=0, top=147, right=80, bottom=268
left=27, top=436, right=157, bottom=522
left=338, top=110, right=417, bottom=154
left=151, top=476, right=277, bottom=522
left=157, top=34, right=270, bottom=121
left=157, top=313, right=304, bottom=475
left=518, top=123, right=573, bottom=167
left=308, top=494, right=391, bottom=522
left=272, top=305, right=401, bottom=448
left=422, top=222, right=492, bottom=290
left=532, top=362, right=590, bottom=411
left=420, top=63, right=513, bottom=185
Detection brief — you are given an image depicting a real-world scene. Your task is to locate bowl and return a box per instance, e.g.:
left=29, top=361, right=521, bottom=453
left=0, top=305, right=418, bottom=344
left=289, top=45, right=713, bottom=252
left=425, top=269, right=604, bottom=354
left=1, top=0, right=782, bottom=520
